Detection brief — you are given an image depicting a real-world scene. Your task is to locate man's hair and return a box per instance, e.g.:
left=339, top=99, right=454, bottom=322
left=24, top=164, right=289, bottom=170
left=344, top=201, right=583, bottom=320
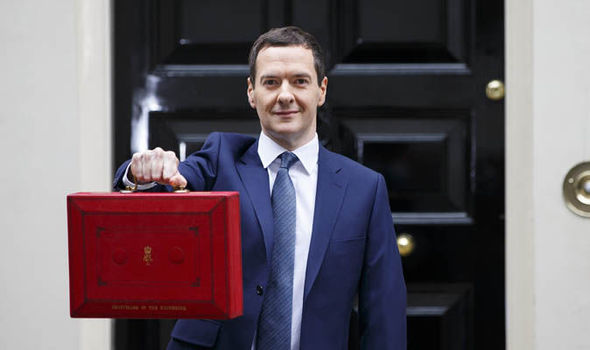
left=248, top=26, right=325, bottom=87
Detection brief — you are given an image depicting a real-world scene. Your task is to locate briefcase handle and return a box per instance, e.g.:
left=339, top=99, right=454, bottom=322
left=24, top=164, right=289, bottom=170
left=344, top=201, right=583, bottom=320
left=120, top=174, right=189, bottom=194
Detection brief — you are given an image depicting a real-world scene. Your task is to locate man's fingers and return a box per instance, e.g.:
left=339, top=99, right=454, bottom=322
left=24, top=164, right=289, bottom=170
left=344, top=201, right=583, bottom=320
left=130, top=148, right=181, bottom=186
left=130, top=160, right=139, bottom=182
left=162, top=151, right=183, bottom=188
left=162, top=151, right=179, bottom=181
left=152, top=150, right=164, bottom=181
left=169, top=173, right=188, bottom=189
left=130, top=152, right=145, bottom=183
left=139, top=150, right=153, bottom=182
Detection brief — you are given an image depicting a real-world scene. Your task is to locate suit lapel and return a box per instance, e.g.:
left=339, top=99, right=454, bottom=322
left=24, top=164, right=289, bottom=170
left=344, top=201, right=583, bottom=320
left=235, top=141, right=348, bottom=295
left=304, top=145, right=347, bottom=300
left=235, top=140, right=274, bottom=264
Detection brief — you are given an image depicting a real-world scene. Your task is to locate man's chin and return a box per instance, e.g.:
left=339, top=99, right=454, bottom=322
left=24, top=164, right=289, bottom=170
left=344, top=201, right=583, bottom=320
left=273, top=126, right=305, bottom=137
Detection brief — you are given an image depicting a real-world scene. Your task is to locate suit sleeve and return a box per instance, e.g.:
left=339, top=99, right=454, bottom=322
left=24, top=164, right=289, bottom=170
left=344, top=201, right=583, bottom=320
left=359, top=174, right=407, bottom=349
left=112, top=132, right=222, bottom=192
left=112, top=159, right=133, bottom=190
left=178, top=132, right=222, bottom=191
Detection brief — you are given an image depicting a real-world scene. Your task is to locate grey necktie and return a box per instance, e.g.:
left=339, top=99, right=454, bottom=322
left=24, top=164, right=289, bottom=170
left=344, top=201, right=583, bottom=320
left=256, top=151, right=298, bottom=349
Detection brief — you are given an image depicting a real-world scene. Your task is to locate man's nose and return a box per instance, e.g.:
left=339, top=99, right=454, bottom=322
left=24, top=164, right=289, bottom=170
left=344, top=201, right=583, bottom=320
left=277, top=82, right=295, bottom=105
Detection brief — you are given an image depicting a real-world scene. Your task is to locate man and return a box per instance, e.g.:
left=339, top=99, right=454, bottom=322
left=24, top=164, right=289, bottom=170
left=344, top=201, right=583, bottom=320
left=113, top=26, right=406, bottom=349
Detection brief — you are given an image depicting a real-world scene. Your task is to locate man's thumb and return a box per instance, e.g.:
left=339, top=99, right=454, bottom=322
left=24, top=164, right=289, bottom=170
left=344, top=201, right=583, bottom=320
left=170, top=172, right=188, bottom=189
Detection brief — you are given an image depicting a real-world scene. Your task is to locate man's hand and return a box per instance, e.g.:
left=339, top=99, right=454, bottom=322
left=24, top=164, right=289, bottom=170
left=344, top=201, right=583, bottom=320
left=129, top=147, right=187, bottom=188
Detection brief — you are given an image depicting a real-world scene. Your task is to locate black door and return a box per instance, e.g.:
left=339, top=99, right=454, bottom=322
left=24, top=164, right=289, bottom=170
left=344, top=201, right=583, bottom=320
left=114, top=1, right=504, bottom=349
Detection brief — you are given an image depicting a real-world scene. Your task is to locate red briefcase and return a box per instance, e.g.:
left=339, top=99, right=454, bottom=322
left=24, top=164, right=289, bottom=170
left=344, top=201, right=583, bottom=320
left=67, top=191, right=242, bottom=319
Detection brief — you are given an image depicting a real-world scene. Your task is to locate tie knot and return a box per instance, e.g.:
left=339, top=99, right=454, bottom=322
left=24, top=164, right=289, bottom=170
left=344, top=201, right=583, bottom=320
left=279, top=152, right=298, bottom=170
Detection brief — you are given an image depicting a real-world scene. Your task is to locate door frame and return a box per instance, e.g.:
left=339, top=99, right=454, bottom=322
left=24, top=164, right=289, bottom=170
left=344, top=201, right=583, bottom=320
left=506, top=0, right=534, bottom=348
left=76, top=0, right=113, bottom=348
left=88, top=0, right=590, bottom=348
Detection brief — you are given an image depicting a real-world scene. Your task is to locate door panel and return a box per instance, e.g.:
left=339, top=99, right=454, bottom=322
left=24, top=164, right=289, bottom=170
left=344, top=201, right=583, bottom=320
left=335, top=0, right=469, bottom=63
left=114, top=1, right=504, bottom=349
left=339, top=111, right=470, bottom=219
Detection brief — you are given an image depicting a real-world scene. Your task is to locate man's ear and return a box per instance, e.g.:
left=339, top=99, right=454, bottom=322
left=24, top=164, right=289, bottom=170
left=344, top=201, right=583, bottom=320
left=247, top=77, right=256, bottom=109
left=318, top=76, right=328, bottom=107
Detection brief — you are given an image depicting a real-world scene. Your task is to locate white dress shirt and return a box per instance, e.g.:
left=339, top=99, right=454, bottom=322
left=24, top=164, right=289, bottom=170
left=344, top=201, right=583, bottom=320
left=255, top=132, right=318, bottom=350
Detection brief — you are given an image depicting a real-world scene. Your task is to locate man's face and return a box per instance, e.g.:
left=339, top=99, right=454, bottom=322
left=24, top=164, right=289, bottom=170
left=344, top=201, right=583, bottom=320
left=247, top=45, right=328, bottom=150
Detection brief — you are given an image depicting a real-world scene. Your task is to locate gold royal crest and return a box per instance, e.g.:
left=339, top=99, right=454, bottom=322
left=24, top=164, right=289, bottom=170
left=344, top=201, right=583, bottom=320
left=143, top=246, right=153, bottom=266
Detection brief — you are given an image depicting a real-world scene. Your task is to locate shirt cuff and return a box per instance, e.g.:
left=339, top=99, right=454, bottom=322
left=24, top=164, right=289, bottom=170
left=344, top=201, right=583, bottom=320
left=122, top=162, right=158, bottom=190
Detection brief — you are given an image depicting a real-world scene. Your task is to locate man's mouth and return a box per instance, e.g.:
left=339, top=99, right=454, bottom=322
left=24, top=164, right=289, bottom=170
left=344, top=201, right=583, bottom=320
left=273, top=110, right=298, bottom=116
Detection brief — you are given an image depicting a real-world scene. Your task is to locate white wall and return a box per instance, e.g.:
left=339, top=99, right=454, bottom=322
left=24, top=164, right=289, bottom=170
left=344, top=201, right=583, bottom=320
left=507, top=0, right=590, bottom=349
left=0, top=0, right=112, bottom=349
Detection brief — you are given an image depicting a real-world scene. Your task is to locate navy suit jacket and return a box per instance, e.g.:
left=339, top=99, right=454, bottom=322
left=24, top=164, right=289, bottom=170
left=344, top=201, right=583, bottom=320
left=113, top=132, right=406, bottom=350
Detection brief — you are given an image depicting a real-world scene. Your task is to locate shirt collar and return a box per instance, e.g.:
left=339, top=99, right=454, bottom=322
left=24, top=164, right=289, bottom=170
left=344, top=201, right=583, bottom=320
left=258, top=132, right=319, bottom=174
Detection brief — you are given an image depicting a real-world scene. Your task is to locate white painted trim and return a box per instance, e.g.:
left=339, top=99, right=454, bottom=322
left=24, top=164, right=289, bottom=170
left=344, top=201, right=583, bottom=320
left=77, top=0, right=112, bottom=191
left=76, top=0, right=113, bottom=347
left=506, top=0, right=535, bottom=349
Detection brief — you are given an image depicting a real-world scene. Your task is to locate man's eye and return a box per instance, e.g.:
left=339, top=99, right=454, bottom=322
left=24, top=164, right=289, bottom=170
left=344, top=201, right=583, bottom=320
left=263, top=80, right=278, bottom=86
left=295, top=79, right=309, bottom=85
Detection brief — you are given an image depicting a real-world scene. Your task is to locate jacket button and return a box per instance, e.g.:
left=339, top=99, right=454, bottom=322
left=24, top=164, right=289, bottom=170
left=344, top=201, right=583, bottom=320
left=256, top=285, right=263, bottom=296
